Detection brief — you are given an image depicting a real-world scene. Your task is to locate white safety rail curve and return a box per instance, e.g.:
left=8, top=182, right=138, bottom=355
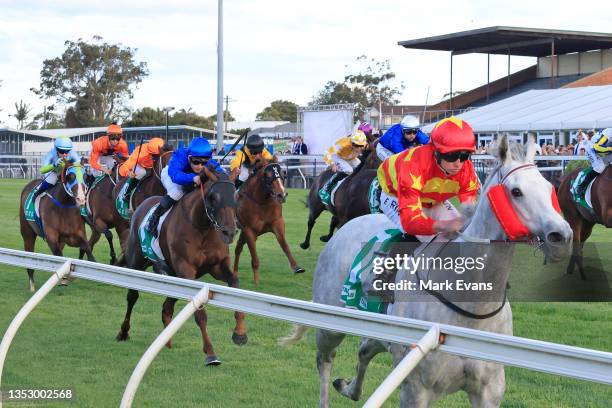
left=1, top=248, right=611, bottom=406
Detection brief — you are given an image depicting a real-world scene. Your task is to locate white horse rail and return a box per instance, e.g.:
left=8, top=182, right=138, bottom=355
left=0, top=248, right=611, bottom=407
left=0, top=260, right=72, bottom=408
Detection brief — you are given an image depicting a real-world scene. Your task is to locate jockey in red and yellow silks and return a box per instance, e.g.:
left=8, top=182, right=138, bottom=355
left=377, top=117, right=479, bottom=238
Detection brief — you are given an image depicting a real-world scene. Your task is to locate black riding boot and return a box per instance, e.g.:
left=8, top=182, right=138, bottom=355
left=577, top=169, right=598, bottom=199
left=146, top=195, right=176, bottom=238
left=32, top=180, right=52, bottom=201
left=123, top=177, right=138, bottom=203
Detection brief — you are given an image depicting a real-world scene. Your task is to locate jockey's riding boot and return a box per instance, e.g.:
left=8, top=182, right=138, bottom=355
left=146, top=195, right=176, bottom=238
left=235, top=179, right=244, bottom=189
left=32, top=180, right=51, bottom=201
left=324, top=173, right=340, bottom=194
left=123, top=178, right=138, bottom=203
left=577, top=169, right=598, bottom=199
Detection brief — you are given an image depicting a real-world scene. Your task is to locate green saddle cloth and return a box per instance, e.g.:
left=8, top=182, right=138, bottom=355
left=138, top=204, right=162, bottom=262
left=81, top=175, right=108, bottom=218
left=368, top=178, right=382, bottom=214
left=340, top=228, right=404, bottom=313
left=570, top=167, right=594, bottom=210
left=115, top=181, right=137, bottom=221
left=319, top=173, right=344, bottom=207
left=24, top=187, right=38, bottom=222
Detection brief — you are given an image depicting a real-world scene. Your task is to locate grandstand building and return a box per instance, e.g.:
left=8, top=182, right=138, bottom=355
left=369, top=27, right=612, bottom=146
left=0, top=125, right=237, bottom=156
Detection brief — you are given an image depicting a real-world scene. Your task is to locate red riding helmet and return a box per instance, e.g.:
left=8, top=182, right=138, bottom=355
left=430, top=117, right=476, bottom=153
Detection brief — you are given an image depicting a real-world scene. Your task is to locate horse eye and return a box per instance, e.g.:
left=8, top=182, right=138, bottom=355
left=511, top=188, right=523, bottom=197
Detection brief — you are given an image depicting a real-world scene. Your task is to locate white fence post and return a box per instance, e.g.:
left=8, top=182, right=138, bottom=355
left=0, top=260, right=72, bottom=408
left=120, top=285, right=210, bottom=408
left=363, top=325, right=440, bottom=408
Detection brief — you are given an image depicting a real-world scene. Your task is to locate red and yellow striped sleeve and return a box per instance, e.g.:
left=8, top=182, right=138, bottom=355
left=397, top=161, right=435, bottom=235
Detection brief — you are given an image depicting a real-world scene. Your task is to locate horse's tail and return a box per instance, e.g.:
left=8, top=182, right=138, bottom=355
left=278, top=324, right=309, bottom=346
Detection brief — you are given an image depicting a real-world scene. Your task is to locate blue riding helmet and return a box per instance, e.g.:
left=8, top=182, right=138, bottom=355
left=54, top=137, right=73, bottom=152
left=187, top=137, right=213, bottom=158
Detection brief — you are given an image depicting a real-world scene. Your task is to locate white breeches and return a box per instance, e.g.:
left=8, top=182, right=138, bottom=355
left=134, top=165, right=147, bottom=180
left=587, top=149, right=611, bottom=173
left=238, top=166, right=250, bottom=182
left=376, top=143, right=394, bottom=161
left=161, top=166, right=186, bottom=201
left=333, top=157, right=361, bottom=174
left=44, top=171, right=59, bottom=185
left=379, top=190, right=459, bottom=241
left=91, top=156, right=116, bottom=177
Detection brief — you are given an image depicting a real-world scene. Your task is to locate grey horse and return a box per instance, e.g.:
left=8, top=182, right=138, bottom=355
left=281, top=136, right=573, bottom=407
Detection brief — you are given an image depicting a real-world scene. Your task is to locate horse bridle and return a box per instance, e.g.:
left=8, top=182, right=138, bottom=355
left=459, top=162, right=540, bottom=244
left=200, top=179, right=236, bottom=231
left=241, top=163, right=285, bottom=205
left=261, top=163, right=284, bottom=196
left=60, top=164, right=85, bottom=199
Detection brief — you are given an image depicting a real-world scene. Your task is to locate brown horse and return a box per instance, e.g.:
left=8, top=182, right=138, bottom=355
left=115, top=166, right=245, bottom=366
left=79, top=155, right=127, bottom=264
left=234, top=158, right=304, bottom=284
left=300, top=143, right=381, bottom=249
left=558, top=164, right=612, bottom=279
left=111, top=147, right=173, bottom=239
left=19, top=164, right=94, bottom=291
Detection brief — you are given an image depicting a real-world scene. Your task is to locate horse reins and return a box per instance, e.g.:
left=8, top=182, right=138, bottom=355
left=154, top=150, right=173, bottom=181
left=408, top=237, right=509, bottom=320
left=406, top=163, right=540, bottom=319
left=199, top=179, right=236, bottom=231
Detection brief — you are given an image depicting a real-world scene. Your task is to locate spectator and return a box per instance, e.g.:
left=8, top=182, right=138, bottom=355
left=587, top=130, right=595, bottom=141
left=574, top=130, right=589, bottom=155
left=292, top=136, right=308, bottom=155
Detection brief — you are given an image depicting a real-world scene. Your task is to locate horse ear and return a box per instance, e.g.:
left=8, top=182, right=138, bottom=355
left=525, top=135, right=538, bottom=163
left=490, top=134, right=510, bottom=165
left=271, top=155, right=279, bottom=163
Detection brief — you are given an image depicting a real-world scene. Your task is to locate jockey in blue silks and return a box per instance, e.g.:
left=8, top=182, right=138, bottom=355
left=146, top=137, right=224, bottom=237
left=376, top=114, right=430, bottom=161
left=32, top=137, right=81, bottom=201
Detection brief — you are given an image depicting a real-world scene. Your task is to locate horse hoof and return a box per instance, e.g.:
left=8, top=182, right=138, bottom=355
left=116, top=332, right=129, bottom=342
left=110, top=257, right=117, bottom=265
left=320, top=235, right=330, bottom=243
left=293, top=265, right=305, bottom=274
left=232, top=332, right=248, bottom=345
left=333, top=378, right=358, bottom=401
left=205, top=355, right=222, bottom=366
left=299, top=242, right=309, bottom=250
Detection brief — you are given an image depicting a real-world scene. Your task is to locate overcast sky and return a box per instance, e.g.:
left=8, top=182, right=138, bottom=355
left=1, top=0, right=611, bottom=126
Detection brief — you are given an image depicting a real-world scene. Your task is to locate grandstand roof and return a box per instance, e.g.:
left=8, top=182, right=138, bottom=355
left=399, top=26, right=612, bottom=56
left=422, top=85, right=612, bottom=133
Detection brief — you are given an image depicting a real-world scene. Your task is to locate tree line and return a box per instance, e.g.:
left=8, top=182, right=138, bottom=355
left=2, top=37, right=403, bottom=130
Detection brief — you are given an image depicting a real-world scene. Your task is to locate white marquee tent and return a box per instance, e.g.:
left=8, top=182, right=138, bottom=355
left=423, top=85, right=612, bottom=134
